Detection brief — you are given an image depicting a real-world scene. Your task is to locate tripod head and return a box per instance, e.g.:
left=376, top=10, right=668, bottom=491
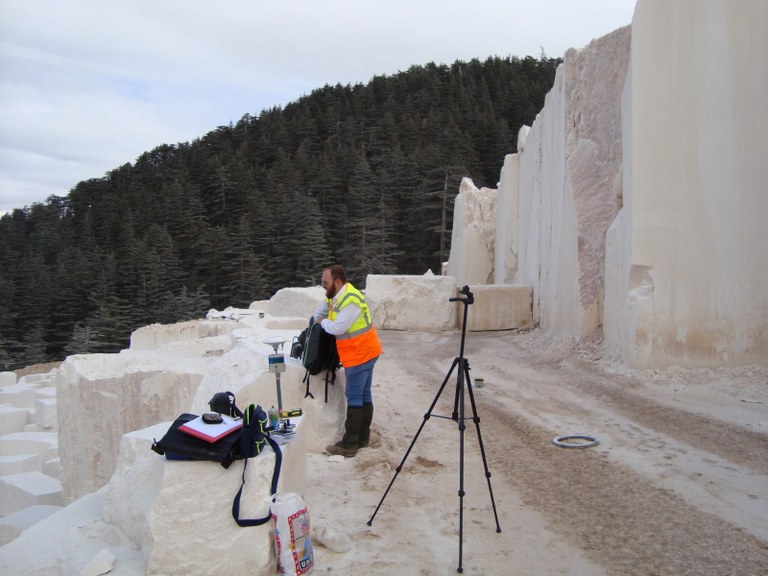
left=449, top=285, right=474, bottom=305
left=449, top=285, right=474, bottom=364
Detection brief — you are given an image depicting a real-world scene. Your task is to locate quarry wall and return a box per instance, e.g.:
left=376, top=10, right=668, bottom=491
left=452, top=0, right=766, bottom=368
left=603, top=0, right=768, bottom=367
left=511, top=25, right=630, bottom=340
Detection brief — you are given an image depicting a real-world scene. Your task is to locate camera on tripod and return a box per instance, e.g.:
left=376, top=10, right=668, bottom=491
left=450, top=285, right=474, bottom=304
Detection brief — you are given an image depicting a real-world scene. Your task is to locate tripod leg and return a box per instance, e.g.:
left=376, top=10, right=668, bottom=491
left=457, top=359, right=466, bottom=573
left=367, top=357, right=461, bottom=526
left=464, top=363, right=501, bottom=533
left=452, top=357, right=464, bottom=421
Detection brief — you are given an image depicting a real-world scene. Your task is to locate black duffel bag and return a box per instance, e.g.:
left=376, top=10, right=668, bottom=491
left=151, top=412, right=242, bottom=469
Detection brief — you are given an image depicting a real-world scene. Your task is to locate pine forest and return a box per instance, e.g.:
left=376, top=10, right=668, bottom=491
left=0, top=55, right=561, bottom=370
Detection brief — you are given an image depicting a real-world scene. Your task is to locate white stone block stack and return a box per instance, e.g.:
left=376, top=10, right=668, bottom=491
left=0, top=370, right=63, bottom=545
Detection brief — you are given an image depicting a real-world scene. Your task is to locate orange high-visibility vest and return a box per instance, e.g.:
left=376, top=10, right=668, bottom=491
left=328, top=283, right=382, bottom=368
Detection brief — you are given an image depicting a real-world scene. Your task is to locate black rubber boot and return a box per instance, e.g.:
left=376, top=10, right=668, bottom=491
left=326, top=407, right=363, bottom=457
left=359, top=403, right=374, bottom=448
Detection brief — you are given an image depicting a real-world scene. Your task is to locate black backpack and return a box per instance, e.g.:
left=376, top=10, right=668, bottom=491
left=290, top=317, right=339, bottom=402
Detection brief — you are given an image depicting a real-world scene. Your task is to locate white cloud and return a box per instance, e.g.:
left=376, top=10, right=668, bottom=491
left=0, top=0, right=637, bottom=214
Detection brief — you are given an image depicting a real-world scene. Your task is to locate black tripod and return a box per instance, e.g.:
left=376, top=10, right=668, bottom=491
left=367, top=286, right=501, bottom=573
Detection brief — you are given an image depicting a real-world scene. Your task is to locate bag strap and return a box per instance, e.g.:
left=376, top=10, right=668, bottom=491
left=304, top=368, right=337, bottom=402
left=324, top=369, right=333, bottom=403
left=303, top=370, right=314, bottom=399
left=231, top=435, right=282, bottom=527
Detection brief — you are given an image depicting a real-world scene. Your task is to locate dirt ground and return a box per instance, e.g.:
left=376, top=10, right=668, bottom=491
left=14, top=361, right=62, bottom=378
left=304, top=329, right=768, bottom=576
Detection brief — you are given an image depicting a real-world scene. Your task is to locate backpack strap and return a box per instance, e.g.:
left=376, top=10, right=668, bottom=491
left=324, top=368, right=336, bottom=403
left=304, top=368, right=336, bottom=402
left=303, top=370, right=314, bottom=399
left=231, top=434, right=282, bottom=527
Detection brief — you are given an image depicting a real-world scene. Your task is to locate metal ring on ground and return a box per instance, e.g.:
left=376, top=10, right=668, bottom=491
left=552, top=434, right=599, bottom=449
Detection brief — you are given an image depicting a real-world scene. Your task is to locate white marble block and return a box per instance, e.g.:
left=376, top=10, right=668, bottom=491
left=0, top=505, right=62, bottom=547
left=0, top=431, right=57, bottom=459
left=365, top=273, right=458, bottom=331
left=22, top=373, right=54, bottom=384
left=0, top=471, right=63, bottom=515
left=0, top=372, right=16, bottom=387
left=0, top=454, right=39, bottom=476
left=0, top=382, right=38, bottom=410
left=104, top=417, right=308, bottom=576
left=268, top=286, right=325, bottom=319
left=129, top=319, right=237, bottom=350
left=0, top=404, right=29, bottom=434
left=34, top=398, right=57, bottom=429
left=460, top=285, right=533, bottom=331
left=446, top=178, right=498, bottom=286
left=57, top=353, right=209, bottom=502
left=43, top=456, right=62, bottom=480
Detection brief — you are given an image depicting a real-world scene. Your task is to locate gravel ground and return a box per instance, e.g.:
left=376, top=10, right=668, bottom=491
left=305, top=329, right=768, bottom=576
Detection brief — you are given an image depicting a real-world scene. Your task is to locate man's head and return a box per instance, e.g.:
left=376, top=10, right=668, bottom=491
left=322, top=264, right=346, bottom=299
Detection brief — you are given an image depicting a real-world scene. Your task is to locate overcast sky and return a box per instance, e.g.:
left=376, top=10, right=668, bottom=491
left=0, top=0, right=636, bottom=215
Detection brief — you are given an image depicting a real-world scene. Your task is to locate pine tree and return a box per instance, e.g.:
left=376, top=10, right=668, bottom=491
left=64, top=322, right=104, bottom=356
left=221, top=216, right=268, bottom=306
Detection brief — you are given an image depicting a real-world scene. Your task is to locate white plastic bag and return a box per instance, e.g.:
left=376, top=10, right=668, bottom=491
left=271, top=492, right=314, bottom=575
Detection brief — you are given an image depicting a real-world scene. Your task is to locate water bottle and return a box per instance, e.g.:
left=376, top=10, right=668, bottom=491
left=268, top=405, right=279, bottom=429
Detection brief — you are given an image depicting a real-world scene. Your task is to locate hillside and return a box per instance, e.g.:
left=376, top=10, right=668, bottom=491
left=0, top=56, right=560, bottom=371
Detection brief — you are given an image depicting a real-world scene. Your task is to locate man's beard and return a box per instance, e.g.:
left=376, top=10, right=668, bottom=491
left=325, top=285, right=338, bottom=299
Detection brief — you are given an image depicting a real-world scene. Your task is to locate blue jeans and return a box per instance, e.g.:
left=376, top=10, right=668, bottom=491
left=343, top=356, right=379, bottom=408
